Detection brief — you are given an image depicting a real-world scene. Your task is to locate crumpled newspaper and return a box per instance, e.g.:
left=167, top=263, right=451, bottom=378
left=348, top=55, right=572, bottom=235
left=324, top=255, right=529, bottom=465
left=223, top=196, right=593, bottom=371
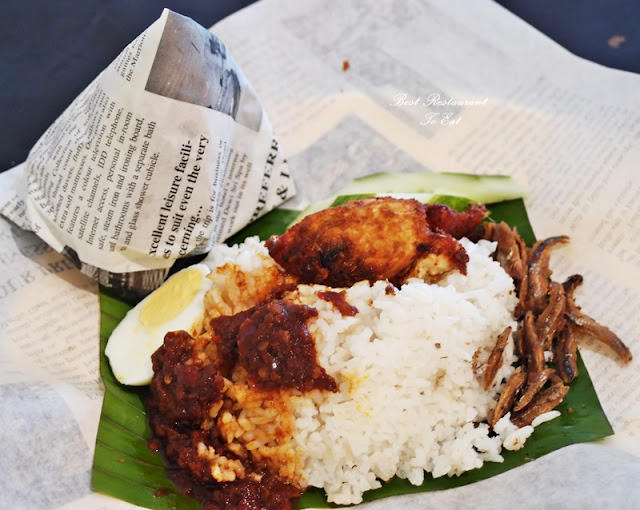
left=0, top=9, right=294, bottom=301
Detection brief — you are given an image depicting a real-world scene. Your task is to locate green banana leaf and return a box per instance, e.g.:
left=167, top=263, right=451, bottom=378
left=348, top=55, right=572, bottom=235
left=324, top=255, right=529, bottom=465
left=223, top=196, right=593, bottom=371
left=92, top=198, right=613, bottom=510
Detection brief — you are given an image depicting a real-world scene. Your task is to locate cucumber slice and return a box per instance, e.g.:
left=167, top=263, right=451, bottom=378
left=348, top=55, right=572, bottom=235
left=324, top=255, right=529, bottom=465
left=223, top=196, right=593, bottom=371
left=289, top=192, right=479, bottom=226
left=339, top=172, right=527, bottom=203
left=287, top=173, right=525, bottom=226
left=424, top=194, right=476, bottom=212
left=329, top=193, right=475, bottom=211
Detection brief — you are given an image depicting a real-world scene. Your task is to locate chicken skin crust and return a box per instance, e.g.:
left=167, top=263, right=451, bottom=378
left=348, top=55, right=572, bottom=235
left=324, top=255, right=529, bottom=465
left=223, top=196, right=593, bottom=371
left=266, top=197, right=476, bottom=288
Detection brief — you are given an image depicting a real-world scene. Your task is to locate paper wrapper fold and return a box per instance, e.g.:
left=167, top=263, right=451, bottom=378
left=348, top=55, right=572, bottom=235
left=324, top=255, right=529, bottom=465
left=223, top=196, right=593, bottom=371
left=0, top=9, right=294, bottom=301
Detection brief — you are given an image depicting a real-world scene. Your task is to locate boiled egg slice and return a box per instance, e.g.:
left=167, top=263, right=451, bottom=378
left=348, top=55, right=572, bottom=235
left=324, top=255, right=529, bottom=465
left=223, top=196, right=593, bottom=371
left=105, top=263, right=211, bottom=385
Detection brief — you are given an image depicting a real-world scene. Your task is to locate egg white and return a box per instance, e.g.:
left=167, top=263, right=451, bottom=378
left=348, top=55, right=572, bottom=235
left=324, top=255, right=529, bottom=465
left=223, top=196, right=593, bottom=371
left=105, top=263, right=211, bottom=385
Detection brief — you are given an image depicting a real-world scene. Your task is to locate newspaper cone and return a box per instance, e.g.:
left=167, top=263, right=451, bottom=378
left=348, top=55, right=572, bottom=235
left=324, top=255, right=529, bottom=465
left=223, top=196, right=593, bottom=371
left=0, top=9, right=294, bottom=301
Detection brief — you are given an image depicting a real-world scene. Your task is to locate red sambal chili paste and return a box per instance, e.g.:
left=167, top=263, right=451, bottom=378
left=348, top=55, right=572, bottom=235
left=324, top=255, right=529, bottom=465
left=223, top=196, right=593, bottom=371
left=146, top=300, right=337, bottom=510
left=317, top=290, right=359, bottom=316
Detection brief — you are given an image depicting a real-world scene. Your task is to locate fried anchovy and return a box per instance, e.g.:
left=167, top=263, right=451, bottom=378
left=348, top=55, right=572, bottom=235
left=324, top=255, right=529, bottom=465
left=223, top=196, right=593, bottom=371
left=483, top=222, right=530, bottom=318
left=492, top=222, right=528, bottom=281
left=483, top=326, right=512, bottom=391
left=523, top=311, right=545, bottom=374
left=482, top=224, right=631, bottom=429
left=511, top=374, right=569, bottom=427
left=526, top=235, right=569, bottom=313
left=513, top=327, right=524, bottom=360
left=515, top=270, right=529, bottom=319
left=563, top=274, right=632, bottom=363
left=554, top=324, right=579, bottom=383
left=490, top=365, right=527, bottom=427
left=535, top=281, right=565, bottom=350
left=514, top=368, right=555, bottom=412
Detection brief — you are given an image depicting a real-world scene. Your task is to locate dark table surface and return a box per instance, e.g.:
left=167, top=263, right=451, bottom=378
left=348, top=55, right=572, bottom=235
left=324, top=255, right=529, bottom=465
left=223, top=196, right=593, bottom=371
left=2, top=0, right=639, bottom=174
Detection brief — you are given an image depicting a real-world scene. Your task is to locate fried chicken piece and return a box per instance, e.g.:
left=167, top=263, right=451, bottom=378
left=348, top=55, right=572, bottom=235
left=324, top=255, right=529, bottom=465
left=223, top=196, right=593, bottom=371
left=266, top=197, right=469, bottom=287
left=424, top=203, right=487, bottom=239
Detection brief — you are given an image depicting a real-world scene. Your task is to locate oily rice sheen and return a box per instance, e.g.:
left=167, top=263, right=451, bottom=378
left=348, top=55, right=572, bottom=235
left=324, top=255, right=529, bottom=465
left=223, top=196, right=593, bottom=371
left=201, top=237, right=524, bottom=505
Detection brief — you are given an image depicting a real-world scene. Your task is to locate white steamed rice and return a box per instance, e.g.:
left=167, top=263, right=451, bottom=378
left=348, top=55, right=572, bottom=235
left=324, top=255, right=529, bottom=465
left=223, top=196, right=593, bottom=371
left=203, top=237, right=544, bottom=505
